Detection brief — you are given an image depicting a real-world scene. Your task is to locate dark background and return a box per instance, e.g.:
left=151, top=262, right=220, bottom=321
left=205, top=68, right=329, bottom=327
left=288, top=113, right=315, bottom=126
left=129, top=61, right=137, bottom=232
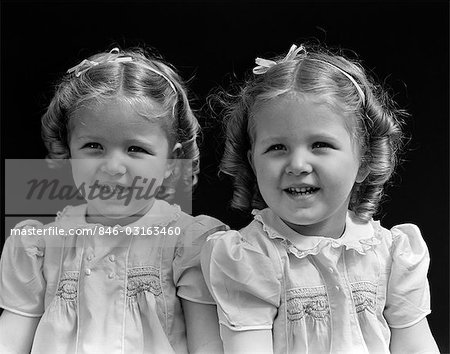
left=1, top=1, right=449, bottom=351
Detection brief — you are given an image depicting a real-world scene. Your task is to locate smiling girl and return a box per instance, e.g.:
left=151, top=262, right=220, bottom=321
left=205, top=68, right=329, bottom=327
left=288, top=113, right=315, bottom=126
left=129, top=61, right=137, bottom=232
left=0, top=47, right=226, bottom=353
left=201, top=44, right=439, bottom=353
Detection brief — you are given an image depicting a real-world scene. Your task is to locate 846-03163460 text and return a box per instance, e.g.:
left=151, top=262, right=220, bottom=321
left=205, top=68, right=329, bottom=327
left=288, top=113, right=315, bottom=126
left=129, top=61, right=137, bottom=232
left=10, top=225, right=182, bottom=237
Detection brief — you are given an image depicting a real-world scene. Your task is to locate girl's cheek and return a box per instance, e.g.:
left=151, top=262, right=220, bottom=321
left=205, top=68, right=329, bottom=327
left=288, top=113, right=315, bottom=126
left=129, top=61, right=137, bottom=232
left=71, top=160, right=97, bottom=183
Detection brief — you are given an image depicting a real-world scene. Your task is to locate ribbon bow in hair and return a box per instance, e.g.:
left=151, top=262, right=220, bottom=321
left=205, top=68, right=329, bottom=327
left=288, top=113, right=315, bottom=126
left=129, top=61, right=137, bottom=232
left=67, top=48, right=132, bottom=77
left=252, top=44, right=306, bottom=75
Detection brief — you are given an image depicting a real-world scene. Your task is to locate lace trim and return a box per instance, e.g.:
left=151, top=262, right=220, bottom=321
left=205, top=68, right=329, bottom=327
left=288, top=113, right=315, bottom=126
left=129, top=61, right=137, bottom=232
left=139, top=203, right=182, bottom=228
left=286, top=286, right=330, bottom=321
left=127, top=266, right=162, bottom=297
left=253, top=211, right=381, bottom=259
left=351, top=281, right=377, bottom=313
left=56, top=271, right=79, bottom=302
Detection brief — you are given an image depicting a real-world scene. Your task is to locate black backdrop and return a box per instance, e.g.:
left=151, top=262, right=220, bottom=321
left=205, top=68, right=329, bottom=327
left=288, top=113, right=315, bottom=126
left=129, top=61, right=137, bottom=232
left=1, top=1, right=449, bottom=351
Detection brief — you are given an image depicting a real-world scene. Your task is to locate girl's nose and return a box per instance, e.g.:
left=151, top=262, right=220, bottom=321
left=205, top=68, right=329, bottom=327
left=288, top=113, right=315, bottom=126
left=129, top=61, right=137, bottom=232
left=100, top=154, right=127, bottom=176
left=285, top=151, right=313, bottom=175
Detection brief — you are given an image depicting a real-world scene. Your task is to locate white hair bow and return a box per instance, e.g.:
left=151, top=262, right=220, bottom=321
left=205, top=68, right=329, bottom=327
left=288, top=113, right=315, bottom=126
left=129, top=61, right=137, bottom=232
left=252, top=44, right=306, bottom=75
left=67, top=48, right=132, bottom=77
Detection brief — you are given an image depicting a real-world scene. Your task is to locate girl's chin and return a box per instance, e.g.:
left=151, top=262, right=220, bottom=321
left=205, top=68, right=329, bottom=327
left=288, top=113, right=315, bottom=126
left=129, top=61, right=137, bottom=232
left=279, top=209, right=320, bottom=225
left=277, top=210, right=327, bottom=233
left=85, top=203, right=153, bottom=225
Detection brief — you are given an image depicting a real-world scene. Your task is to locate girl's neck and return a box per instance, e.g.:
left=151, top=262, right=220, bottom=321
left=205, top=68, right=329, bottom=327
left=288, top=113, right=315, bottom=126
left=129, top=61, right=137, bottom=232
left=281, top=216, right=346, bottom=239
left=85, top=202, right=154, bottom=227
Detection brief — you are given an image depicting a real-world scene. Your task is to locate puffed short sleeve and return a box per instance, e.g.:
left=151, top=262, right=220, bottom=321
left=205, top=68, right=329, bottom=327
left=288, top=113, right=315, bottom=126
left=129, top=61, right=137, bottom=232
left=384, top=223, right=431, bottom=328
left=173, top=215, right=228, bottom=304
left=0, top=220, right=46, bottom=317
left=201, top=230, right=281, bottom=331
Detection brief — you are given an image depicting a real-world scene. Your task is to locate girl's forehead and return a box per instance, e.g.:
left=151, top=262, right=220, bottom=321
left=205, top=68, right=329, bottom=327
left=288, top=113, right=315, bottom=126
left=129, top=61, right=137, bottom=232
left=70, top=98, right=165, bottom=126
left=79, top=97, right=164, bottom=117
left=68, top=99, right=171, bottom=141
left=254, top=92, right=338, bottom=113
left=251, top=93, right=358, bottom=134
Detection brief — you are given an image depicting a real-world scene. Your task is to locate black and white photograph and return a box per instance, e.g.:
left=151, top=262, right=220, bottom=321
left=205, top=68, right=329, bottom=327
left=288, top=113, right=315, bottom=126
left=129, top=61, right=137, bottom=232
left=1, top=1, right=448, bottom=353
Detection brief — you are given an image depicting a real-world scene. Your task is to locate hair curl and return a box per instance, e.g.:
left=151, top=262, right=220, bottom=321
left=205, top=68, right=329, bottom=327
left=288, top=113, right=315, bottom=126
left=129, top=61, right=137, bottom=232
left=219, top=44, right=406, bottom=221
left=41, top=47, right=200, bottom=200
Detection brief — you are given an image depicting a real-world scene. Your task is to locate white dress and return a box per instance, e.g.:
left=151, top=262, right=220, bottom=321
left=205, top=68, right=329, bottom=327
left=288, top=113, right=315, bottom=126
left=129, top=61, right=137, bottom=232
left=0, top=199, right=227, bottom=353
left=201, top=208, right=431, bottom=353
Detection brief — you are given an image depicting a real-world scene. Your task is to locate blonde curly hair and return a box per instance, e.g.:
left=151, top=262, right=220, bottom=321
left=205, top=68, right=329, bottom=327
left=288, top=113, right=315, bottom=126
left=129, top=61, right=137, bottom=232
left=219, top=44, right=406, bottom=221
left=41, top=47, right=201, bottom=200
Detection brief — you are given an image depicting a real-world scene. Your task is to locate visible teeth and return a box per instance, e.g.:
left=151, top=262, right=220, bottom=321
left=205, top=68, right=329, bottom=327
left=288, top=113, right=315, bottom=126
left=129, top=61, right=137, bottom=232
left=115, top=185, right=125, bottom=193
left=286, top=187, right=317, bottom=195
left=99, top=184, right=127, bottom=194
left=100, top=185, right=112, bottom=193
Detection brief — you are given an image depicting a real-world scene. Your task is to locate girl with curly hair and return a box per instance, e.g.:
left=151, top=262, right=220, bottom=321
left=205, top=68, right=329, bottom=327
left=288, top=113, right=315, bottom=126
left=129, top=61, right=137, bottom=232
left=0, top=47, right=226, bottom=353
left=201, top=44, right=438, bottom=353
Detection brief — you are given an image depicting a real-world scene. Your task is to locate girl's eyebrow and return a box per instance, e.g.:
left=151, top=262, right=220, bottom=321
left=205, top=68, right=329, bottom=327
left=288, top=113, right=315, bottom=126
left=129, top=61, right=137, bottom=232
left=259, top=132, right=344, bottom=145
left=72, top=135, right=156, bottom=144
left=72, top=134, right=99, bottom=141
left=126, top=137, right=156, bottom=147
left=258, top=136, right=284, bottom=144
left=309, top=132, right=341, bottom=141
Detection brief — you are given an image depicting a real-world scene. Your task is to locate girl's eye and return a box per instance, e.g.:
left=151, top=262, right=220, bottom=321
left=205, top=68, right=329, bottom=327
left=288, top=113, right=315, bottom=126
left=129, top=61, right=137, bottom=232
left=128, top=146, right=150, bottom=154
left=82, top=142, right=102, bottom=150
left=267, top=144, right=286, bottom=152
left=312, top=142, right=333, bottom=149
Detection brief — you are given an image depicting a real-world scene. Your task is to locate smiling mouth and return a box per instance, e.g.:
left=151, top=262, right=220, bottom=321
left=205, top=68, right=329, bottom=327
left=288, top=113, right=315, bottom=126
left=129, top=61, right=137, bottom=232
left=284, top=186, right=320, bottom=196
left=98, top=184, right=130, bottom=195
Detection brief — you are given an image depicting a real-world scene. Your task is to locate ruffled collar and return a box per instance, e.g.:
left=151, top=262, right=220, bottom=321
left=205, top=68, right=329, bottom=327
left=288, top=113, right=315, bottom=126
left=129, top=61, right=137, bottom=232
left=252, top=208, right=381, bottom=259
left=55, top=199, right=182, bottom=230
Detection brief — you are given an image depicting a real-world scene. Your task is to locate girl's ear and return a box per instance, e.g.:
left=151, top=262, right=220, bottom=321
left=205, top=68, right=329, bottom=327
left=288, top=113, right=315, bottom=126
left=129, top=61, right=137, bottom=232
left=356, top=164, right=369, bottom=183
left=171, top=142, right=182, bottom=156
left=165, top=142, right=182, bottom=179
